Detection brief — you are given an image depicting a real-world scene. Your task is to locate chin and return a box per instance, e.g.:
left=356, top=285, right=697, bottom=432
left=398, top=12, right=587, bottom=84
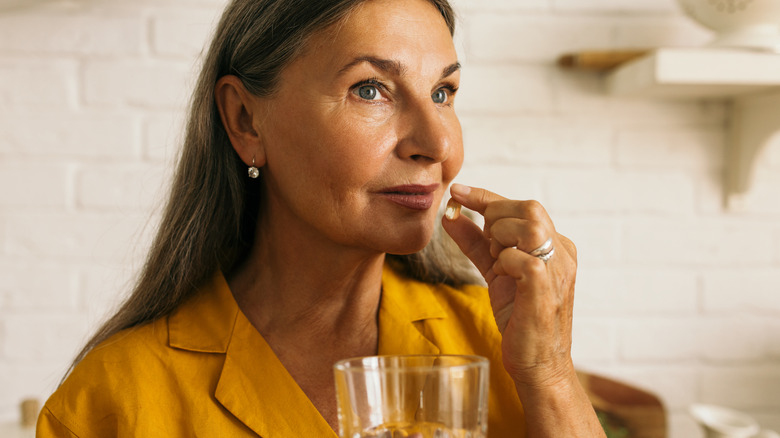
left=382, top=229, right=434, bottom=256
left=364, top=210, right=439, bottom=255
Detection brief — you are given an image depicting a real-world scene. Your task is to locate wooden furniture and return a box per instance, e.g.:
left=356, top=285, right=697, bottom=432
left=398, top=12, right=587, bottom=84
left=578, top=370, right=667, bottom=438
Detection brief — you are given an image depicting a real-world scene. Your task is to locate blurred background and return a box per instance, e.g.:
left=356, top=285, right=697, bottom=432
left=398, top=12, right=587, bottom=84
left=0, top=0, right=779, bottom=436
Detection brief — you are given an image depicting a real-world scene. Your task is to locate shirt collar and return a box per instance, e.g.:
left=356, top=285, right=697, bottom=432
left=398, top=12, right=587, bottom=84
left=166, top=265, right=449, bottom=436
left=167, top=272, right=238, bottom=353
left=380, top=263, right=448, bottom=322
left=215, top=309, right=336, bottom=437
left=168, top=265, right=449, bottom=353
left=377, top=264, right=447, bottom=355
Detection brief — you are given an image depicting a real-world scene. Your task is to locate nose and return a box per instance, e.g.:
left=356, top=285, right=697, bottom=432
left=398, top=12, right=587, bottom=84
left=395, top=98, right=456, bottom=164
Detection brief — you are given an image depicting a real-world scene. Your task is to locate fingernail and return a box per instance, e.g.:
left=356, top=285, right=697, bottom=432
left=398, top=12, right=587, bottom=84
left=444, top=198, right=461, bottom=220
left=450, top=183, right=470, bottom=197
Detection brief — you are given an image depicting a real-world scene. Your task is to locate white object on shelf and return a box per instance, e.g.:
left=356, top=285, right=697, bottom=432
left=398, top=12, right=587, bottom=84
left=606, top=47, right=780, bottom=208
left=607, top=48, right=780, bottom=98
left=690, top=403, right=779, bottom=438
left=677, top=0, right=780, bottom=52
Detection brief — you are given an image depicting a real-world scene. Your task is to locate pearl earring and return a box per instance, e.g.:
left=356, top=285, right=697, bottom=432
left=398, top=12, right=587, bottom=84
left=248, top=156, right=259, bottom=179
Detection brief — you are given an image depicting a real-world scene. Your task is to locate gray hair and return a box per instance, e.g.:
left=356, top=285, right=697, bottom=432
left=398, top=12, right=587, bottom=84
left=68, top=0, right=477, bottom=374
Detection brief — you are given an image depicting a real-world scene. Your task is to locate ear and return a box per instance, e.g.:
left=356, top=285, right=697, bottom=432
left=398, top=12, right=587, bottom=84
left=215, top=75, right=266, bottom=167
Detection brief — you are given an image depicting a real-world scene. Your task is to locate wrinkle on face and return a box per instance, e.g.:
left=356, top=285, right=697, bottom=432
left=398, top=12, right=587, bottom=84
left=249, top=0, right=463, bottom=256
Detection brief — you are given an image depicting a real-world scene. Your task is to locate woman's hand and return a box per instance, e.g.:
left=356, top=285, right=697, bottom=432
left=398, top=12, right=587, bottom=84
left=442, top=183, right=604, bottom=437
left=442, top=183, right=577, bottom=387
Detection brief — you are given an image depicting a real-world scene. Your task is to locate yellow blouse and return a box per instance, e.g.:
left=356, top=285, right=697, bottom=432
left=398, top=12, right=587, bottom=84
left=38, top=265, right=526, bottom=437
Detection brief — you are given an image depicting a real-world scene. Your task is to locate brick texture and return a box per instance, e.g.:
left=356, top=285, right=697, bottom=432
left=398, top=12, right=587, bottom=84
left=1, top=0, right=779, bottom=436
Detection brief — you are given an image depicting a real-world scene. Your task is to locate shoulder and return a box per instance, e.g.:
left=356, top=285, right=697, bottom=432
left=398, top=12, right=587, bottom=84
left=41, top=273, right=236, bottom=436
left=42, top=271, right=238, bottom=432
left=42, top=321, right=171, bottom=435
left=74, top=319, right=173, bottom=382
left=43, top=317, right=228, bottom=436
left=78, top=320, right=165, bottom=370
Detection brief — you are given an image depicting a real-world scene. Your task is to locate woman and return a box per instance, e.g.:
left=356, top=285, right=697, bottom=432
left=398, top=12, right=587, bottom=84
left=38, top=0, right=605, bottom=436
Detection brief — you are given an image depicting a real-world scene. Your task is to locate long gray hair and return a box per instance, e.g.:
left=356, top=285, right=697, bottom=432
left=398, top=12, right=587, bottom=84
left=70, top=0, right=479, bottom=371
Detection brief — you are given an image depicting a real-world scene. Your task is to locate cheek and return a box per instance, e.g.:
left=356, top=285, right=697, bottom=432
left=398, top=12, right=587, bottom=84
left=444, top=117, right=464, bottom=183
left=323, top=117, right=398, bottom=175
left=280, top=122, right=396, bottom=214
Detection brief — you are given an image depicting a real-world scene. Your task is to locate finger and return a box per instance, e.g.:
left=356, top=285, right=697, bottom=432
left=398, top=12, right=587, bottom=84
left=449, top=183, right=507, bottom=217
left=483, top=199, right=551, bottom=225
left=557, top=233, right=577, bottom=262
left=493, top=247, right=549, bottom=280
left=488, top=217, right=549, bottom=257
left=441, top=205, right=495, bottom=277
left=492, top=248, right=554, bottom=332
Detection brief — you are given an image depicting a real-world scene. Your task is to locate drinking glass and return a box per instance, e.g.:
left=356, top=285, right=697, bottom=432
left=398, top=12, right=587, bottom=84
left=333, top=354, right=489, bottom=438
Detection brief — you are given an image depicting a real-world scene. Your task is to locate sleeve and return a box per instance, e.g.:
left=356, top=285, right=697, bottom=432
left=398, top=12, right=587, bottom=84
left=36, top=406, right=80, bottom=438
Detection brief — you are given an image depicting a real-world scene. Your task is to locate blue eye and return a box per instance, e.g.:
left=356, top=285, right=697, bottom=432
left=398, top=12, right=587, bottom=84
left=357, top=84, right=380, bottom=100
left=432, top=88, right=448, bottom=104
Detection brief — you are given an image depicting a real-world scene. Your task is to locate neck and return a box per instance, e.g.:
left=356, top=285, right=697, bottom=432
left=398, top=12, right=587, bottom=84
left=227, top=198, right=392, bottom=433
left=226, top=210, right=386, bottom=343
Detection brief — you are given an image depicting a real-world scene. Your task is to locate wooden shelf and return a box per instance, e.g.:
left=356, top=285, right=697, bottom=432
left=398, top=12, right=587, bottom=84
left=606, top=48, right=780, bottom=98
left=602, top=48, right=780, bottom=208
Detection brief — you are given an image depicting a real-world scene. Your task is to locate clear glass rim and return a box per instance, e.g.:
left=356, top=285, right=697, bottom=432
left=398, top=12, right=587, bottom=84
left=333, top=354, right=489, bottom=374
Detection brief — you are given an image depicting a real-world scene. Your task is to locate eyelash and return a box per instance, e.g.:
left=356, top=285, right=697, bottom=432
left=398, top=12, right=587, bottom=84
left=355, top=77, right=382, bottom=87
left=352, top=77, right=386, bottom=94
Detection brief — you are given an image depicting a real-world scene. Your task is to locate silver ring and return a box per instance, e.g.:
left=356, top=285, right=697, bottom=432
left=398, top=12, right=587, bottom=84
left=535, top=246, right=555, bottom=263
left=529, top=237, right=553, bottom=257
left=529, top=237, right=555, bottom=263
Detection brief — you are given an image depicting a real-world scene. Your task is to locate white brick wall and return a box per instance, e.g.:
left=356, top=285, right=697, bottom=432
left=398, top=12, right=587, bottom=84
left=1, top=0, right=779, bottom=436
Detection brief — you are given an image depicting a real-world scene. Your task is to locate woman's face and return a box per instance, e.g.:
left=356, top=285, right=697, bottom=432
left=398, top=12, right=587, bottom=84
left=254, top=0, right=463, bottom=255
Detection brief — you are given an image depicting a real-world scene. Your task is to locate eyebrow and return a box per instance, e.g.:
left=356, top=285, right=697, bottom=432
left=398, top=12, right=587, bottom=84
left=339, top=56, right=405, bottom=76
left=440, top=61, right=461, bottom=79
left=338, top=55, right=461, bottom=80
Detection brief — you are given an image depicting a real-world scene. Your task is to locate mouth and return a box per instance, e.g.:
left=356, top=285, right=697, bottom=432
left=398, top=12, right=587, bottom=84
left=378, top=183, right=439, bottom=210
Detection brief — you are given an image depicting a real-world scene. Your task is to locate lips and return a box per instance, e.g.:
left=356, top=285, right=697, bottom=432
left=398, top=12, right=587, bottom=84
left=379, top=184, right=439, bottom=210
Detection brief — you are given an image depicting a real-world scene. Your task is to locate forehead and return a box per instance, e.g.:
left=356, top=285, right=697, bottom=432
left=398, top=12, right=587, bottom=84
left=298, top=0, right=457, bottom=75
